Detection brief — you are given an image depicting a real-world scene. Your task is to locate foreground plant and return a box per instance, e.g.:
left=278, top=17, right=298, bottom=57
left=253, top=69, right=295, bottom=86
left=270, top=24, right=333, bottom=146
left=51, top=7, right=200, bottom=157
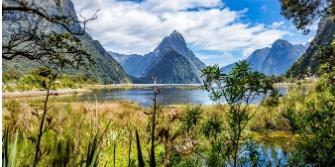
left=147, top=78, right=160, bottom=167
left=135, top=130, right=145, bottom=167
left=32, top=67, right=58, bottom=167
left=287, top=40, right=335, bottom=166
left=2, top=127, right=19, bottom=167
left=201, top=61, right=275, bottom=166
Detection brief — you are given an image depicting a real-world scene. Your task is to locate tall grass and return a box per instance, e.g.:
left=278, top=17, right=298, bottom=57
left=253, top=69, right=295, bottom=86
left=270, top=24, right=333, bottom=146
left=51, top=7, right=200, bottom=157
left=3, top=84, right=326, bottom=166
left=2, top=99, right=148, bottom=166
left=2, top=127, right=18, bottom=167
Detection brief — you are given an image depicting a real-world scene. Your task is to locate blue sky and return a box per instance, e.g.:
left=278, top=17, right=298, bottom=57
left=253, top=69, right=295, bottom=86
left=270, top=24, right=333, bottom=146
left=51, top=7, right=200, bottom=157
left=73, top=0, right=316, bottom=67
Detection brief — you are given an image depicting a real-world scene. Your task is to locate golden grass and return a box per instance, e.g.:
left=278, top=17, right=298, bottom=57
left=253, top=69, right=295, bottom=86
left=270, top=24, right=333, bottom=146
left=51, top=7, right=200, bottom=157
left=3, top=97, right=296, bottom=166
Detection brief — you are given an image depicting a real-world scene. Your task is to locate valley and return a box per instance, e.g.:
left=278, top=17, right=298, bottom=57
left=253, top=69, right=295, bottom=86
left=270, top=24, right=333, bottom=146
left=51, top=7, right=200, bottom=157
left=2, top=0, right=335, bottom=166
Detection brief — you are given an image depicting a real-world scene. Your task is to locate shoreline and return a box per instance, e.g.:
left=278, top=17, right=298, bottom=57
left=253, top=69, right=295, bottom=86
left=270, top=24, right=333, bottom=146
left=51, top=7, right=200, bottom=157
left=82, top=83, right=201, bottom=89
left=2, top=82, right=295, bottom=99
left=2, top=88, right=92, bottom=99
left=2, top=84, right=201, bottom=99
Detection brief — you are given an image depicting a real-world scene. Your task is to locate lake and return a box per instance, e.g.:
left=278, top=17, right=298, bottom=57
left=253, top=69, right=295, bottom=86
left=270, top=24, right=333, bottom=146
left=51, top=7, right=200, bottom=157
left=52, top=86, right=287, bottom=107
left=52, top=87, right=211, bottom=106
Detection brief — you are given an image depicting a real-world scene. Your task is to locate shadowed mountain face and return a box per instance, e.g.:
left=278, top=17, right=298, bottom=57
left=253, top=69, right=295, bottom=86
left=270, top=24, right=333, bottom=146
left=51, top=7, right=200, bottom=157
left=287, top=16, right=335, bottom=78
left=221, top=39, right=307, bottom=76
left=144, top=49, right=200, bottom=83
left=110, top=30, right=206, bottom=83
left=2, top=0, right=128, bottom=84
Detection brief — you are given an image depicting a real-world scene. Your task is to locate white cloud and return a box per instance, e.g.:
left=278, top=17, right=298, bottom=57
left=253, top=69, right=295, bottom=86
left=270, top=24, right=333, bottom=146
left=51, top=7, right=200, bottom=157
left=143, top=0, right=223, bottom=12
left=197, top=51, right=237, bottom=67
left=72, top=0, right=289, bottom=63
left=271, top=21, right=285, bottom=28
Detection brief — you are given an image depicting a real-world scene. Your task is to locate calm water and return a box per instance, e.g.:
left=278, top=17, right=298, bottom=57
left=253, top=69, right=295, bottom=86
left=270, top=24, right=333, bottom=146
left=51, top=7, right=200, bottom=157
left=241, top=144, right=288, bottom=167
left=53, top=86, right=287, bottom=107
left=54, top=87, right=211, bottom=106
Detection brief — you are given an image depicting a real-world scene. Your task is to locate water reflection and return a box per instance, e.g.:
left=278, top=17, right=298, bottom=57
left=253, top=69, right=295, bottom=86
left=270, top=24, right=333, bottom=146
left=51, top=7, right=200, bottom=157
left=52, top=88, right=212, bottom=106
left=51, top=87, right=287, bottom=107
left=240, top=142, right=287, bottom=167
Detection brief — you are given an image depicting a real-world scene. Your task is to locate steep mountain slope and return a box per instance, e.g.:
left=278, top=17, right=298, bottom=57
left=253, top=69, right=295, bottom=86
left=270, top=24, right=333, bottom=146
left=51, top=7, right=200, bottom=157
left=85, top=39, right=129, bottom=83
left=246, top=48, right=270, bottom=72
left=2, top=0, right=128, bottom=84
left=287, top=16, right=335, bottom=77
left=261, top=39, right=307, bottom=75
left=143, top=49, right=200, bottom=83
left=221, top=48, right=270, bottom=74
left=221, top=39, right=306, bottom=76
left=109, top=52, right=141, bottom=65
left=111, top=30, right=206, bottom=83
left=155, top=30, right=206, bottom=78
left=108, top=52, right=144, bottom=76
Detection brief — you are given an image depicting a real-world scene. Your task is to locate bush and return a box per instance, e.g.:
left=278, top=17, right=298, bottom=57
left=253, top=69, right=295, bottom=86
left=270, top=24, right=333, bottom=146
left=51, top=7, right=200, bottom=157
left=3, top=69, right=93, bottom=91
left=287, top=80, right=335, bottom=166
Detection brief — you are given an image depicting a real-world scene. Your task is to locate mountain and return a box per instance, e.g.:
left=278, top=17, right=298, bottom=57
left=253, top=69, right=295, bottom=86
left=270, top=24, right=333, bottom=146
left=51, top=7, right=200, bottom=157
left=220, top=48, right=269, bottom=74
left=108, top=52, right=144, bottom=77
left=143, top=49, right=200, bottom=83
left=2, top=0, right=128, bottom=84
left=261, top=39, right=307, bottom=75
left=221, top=39, right=307, bottom=76
left=287, top=16, right=335, bottom=77
left=155, top=30, right=206, bottom=78
left=109, top=52, right=142, bottom=65
left=246, top=48, right=270, bottom=72
left=111, top=30, right=206, bottom=83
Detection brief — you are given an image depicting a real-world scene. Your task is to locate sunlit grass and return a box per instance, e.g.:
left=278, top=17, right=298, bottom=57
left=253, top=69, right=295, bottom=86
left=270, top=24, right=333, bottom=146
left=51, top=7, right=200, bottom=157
left=3, top=81, right=326, bottom=166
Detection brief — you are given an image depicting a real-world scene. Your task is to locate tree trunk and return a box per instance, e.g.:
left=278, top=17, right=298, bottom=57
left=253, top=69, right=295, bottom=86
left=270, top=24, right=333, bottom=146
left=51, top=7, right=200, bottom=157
left=135, top=130, right=145, bottom=167
left=114, top=143, right=117, bottom=167
left=163, top=140, right=170, bottom=167
left=33, top=87, right=50, bottom=167
left=150, top=84, right=158, bottom=167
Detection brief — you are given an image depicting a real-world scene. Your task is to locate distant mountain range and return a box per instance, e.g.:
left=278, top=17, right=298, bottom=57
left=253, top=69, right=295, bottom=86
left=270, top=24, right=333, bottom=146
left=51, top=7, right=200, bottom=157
left=5, top=0, right=331, bottom=83
left=221, top=39, right=307, bottom=76
left=110, top=30, right=206, bottom=83
left=287, top=16, right=335, bottom=77
left=2, top=0, right=129, bottom=84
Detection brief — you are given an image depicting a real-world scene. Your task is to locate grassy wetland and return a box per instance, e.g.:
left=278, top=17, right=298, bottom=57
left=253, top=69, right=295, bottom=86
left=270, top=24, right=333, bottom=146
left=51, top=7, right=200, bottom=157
left=3, top=97, right=290, bottom=166
left=4, top=59, right=335, bottom=166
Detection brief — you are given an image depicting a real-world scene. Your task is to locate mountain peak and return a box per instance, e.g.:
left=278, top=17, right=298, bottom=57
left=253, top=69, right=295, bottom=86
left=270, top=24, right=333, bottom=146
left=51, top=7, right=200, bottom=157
left=170, top=30, right=183, bottom=38
left=110, top=29, right=206, bottom=83
left=273, top=39, right=289, bottom=44
left=272, top=39, right=291, bottom=48
left=166, top=30, right=186, bottom=45
left=156, top=30, right=187, bottom=53
left=222, top=39, right=306, bottom=76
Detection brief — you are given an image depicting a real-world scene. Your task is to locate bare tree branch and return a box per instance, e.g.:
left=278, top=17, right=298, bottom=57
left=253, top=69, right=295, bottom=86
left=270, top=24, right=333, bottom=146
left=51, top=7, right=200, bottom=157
left=2, top=0, right=98, bottom=70
left=3, top=0, right=99, bottom=35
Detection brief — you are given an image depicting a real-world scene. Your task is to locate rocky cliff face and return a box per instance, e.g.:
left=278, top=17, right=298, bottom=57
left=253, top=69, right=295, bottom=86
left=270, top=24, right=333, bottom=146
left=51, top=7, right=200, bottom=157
left=111, top=30, right=206, bottom=83
left=2, top=0, right=129, bottom=84
left=221, top=39, right=307, bottom=76
left=287, top=16, right=335, bottom=77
